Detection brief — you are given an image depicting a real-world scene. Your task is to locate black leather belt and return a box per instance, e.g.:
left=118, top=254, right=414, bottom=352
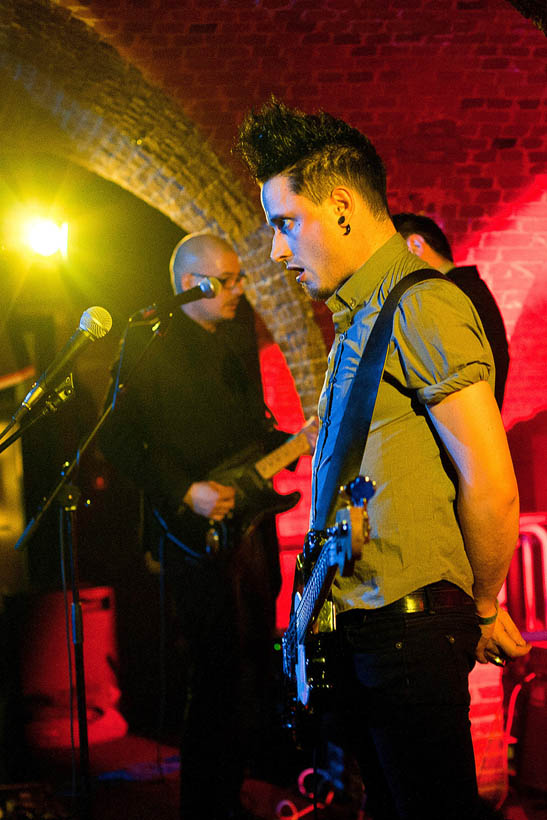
left=338, top=581, right=474, bottom=625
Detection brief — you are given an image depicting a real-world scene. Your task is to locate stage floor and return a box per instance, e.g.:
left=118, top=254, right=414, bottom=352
left=5, top=733, right=545, bottom=820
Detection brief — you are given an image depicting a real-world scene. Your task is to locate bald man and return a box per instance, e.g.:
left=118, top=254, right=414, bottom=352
left=100, top=233, right=315, bottom=820
left=168, top=233, right=251, bottom=522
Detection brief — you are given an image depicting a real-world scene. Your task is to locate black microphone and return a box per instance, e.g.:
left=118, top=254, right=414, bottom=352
left=13, top=306, right=113, bottom=422
left=133, top=276, right=222, bottom=320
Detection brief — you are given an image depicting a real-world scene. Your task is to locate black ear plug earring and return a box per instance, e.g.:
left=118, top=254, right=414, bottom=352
left=338, top=215, right=351, bottom=235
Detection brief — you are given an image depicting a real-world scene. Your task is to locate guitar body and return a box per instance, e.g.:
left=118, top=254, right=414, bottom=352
left=170, top=438, right=306, bottom=554
left=294, top=630, right=339, bottom=708
left=210, top=456, right=301, bottom=536
left=288, top=562, right=338, bottom=711
left=282, top=476, right=375, bottom=720
left=283, top=631, right=337, bottom=744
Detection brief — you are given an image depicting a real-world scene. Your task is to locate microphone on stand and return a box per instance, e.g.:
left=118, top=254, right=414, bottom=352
left=12, top=306, right=113, bottom=423
left=132, top=276, right=222, bottom=321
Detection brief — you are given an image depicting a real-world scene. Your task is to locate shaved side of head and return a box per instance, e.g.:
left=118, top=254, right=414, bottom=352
left=169, top=233, right=236, bottom=293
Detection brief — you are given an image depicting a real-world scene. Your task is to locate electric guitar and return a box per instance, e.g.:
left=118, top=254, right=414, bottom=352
left=282, top=475, right=376, bottom=707
left=175, top=431, right=311, bottom=554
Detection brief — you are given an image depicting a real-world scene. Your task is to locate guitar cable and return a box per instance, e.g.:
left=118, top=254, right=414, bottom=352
left=152, top=507, right=203, bottom=563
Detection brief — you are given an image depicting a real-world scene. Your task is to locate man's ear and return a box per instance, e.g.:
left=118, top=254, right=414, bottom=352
left=178, top=272, right=195, bottom=293
left=330, top=186, right=354, bottom=224
left=406, top=233, right=426, bottom=258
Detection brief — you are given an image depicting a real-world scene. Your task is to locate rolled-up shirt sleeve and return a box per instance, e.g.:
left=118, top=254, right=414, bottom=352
left=391, top=279, right=495, bottom=406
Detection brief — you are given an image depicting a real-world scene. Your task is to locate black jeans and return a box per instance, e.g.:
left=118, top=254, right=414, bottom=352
left=163, top=527, right=279, bottom=820
left=333, top=604, right=482, bottom=820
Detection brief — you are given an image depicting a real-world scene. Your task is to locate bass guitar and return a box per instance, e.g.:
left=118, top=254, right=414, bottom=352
left=282, top=475, right=375, bottom=707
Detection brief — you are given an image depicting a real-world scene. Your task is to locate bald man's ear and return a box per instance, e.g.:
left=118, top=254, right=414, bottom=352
left=406, top=233, right=427, bottom=258
left=178, top=272, right=195, bottom=294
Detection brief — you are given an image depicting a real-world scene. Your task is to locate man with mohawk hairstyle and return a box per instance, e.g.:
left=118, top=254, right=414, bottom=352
left=235, top=99, right=529, bottom=820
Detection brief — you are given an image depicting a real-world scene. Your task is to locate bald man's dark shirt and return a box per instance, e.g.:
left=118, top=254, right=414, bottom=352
left=100, top=305, right=285, bottom=540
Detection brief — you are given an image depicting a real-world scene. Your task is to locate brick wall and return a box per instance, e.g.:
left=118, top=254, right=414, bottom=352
left=2, top=0, right=546, bottom=470
left=50, top=0, right=547, bottom=432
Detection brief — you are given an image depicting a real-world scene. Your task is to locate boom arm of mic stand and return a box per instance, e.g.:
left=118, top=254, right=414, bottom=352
left=14, top=401, right=113, bottom=551
left=0, top=374, right=76, bottom=457
left=14, top=316, right=170, bottom=551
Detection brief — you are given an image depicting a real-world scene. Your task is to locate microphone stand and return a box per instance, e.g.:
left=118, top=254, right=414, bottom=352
left=0, top=374, right=75, bottom=455
left=12, top=310, right=174, bottom=820
left=12, top=395, right=112, bottom=820
left=58, top=481, right=91, bottom=820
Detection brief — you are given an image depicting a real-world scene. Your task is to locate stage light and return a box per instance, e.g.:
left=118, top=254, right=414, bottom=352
left=23, top=218, right=68, bottom=258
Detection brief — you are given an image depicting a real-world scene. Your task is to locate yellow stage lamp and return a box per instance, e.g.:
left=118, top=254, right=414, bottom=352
left=23, top=218, right=68, bottom=258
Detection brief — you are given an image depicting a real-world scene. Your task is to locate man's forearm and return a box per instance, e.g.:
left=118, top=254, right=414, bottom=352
left=427, top=380, right=520, bottom=617
left=459, top=487, right=531, bottom=663
left=457, top=487, right=519, bottom=615
left=427, top=381, right=527, bottom=661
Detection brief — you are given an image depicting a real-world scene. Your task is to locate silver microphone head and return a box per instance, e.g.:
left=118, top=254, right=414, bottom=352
left=198, top=277, right=222, bottom=299
left=80, top=306, right=113, bottom=339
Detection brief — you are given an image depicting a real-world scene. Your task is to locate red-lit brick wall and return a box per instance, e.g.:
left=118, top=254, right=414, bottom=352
left=3, top=0, right=547, bottom=504
left=52, top=0, right=547, bottom=430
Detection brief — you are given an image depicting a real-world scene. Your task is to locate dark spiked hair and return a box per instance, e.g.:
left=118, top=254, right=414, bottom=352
left=392, top=212, right=454, bottom=262
left=234, top=97, right=389, bottom=219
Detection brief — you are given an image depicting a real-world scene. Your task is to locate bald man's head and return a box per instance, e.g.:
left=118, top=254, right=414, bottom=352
left=169, top=233, right=237, bottom=293
left=168, top=232, right=245, bottom=332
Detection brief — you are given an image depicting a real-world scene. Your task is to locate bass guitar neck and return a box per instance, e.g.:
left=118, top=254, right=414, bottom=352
left=254, top=431, right=310, bottom=479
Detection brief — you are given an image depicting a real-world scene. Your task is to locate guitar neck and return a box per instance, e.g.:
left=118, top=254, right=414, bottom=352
left=254, top=431, right=310, bottom=479
left=295, top=541, right=337, bottom=644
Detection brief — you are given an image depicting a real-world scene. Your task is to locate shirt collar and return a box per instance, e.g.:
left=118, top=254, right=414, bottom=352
left=326, top=233, right=410, bottom=333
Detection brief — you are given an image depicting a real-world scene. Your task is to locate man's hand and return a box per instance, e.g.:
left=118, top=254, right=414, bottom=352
left=475, top=605, right=531, bottom=665
left=301, top=415, right=319, bottom=454
left=183, top=481, right=236, bottom=520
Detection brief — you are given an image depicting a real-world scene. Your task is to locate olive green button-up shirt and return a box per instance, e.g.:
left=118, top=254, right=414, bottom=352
left=311, top=233, right=495, bottom=611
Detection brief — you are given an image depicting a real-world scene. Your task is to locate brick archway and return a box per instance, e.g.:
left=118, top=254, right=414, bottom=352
left=0, top=0, right=327, bottom=416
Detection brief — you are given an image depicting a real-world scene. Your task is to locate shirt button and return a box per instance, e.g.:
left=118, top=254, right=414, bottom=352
left=395, top=641, right=403, bottom=650
left=339, top=333, right=346, bottom=341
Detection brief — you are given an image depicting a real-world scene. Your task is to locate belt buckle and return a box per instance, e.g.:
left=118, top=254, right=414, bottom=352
left=404, top=593, right=426, bottom=614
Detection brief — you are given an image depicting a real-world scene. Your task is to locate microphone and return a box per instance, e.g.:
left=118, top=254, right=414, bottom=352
left=133, top=276, right=221, bottom=320
left=13, top=306, right=113, bottom=422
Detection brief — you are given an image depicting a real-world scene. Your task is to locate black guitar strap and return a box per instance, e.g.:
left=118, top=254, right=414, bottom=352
left=314, top=268, right=444, bottom=529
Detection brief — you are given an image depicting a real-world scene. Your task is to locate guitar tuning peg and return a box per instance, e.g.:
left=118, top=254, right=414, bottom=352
left=338, top=483, right=351, bottom=504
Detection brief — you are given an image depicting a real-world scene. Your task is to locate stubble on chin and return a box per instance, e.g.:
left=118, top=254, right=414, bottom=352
left=302, top=282, right=336, bottom=302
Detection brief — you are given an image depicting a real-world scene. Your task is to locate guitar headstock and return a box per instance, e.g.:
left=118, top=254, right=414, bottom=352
left=332, top=475, right=375, bottom=577
left=339, top=475, right=376, bottom=507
